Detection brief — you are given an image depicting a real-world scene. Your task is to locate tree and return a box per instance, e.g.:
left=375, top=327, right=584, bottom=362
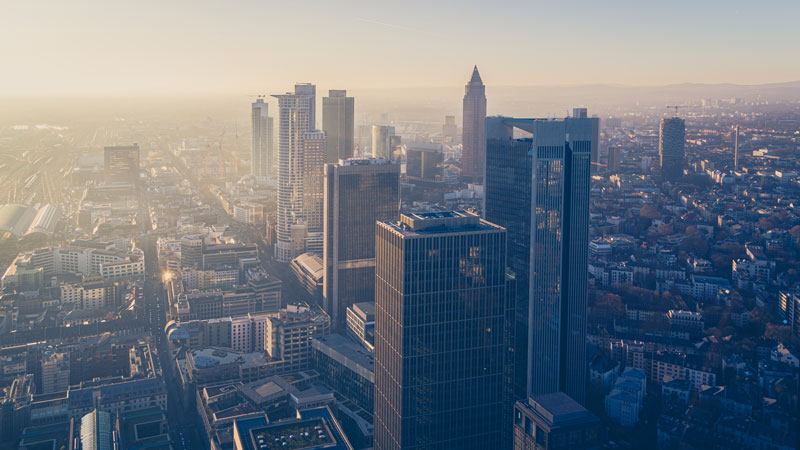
left=640, top=204, right=662, bottom=220
left=595, top=292, right=625, bottom=318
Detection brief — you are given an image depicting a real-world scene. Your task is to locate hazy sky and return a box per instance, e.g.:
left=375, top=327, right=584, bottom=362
left=2, top=0, right=798, bottom=96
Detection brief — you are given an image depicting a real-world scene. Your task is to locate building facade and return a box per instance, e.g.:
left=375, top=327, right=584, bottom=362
left=322, top=90, right=354, bottom=163
left=513, top=393, right=601, bottom=450
left=273, top=84, right=316, bottom=263
left=251, top=98, right=273, bottom=179
left=104, top=145, right=140, bottom=184
left=484, top=116, right=594, bottom=404
left=323, top=158, right=399, bottom=327
left=461, top=66, right=486, bottom=181
left=374, top=211, right=508, bottom=449
left=659, top=117, right=686, bottom=181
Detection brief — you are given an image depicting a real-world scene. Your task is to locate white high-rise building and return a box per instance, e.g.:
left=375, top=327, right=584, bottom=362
left=273, top=84, right=316, bottom=263
left=251, top=98, right=272, bottom=179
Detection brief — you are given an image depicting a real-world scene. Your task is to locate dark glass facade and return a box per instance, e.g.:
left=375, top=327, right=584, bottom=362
left=485, top=137, right=532, bottom=401
left=374, top=212, right=508, bottom=450
left=659, top=117, right=685, bottom=181
left=323, top=159, right=400, bottom=327
left=484, top=117, right=592, bottom=405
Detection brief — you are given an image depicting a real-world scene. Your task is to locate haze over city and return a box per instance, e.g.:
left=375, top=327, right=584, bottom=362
left=1, top=2, right=799, bottom=450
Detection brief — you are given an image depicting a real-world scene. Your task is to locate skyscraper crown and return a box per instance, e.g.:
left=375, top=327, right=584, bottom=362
left=469, top=65, right=483, bottom=85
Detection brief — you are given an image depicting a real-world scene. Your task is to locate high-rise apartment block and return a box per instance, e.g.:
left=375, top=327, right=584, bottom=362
left=484, top=116, right=594, bottom=404
left=374, top=211, right=509, bottom=449
left=273, top=84, right=316, bottom=262
left=323, top=90, right=354, bottom=163
left=323, top=158, right=399, bottom=327
left=659, top=117, right=686, bottom=181
left=104, top=145, right=140, bottom=184
left=461, top=66, right=486, bottom=181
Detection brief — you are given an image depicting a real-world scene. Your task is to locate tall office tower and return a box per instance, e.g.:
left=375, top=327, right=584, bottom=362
left=251, top=98, right=272, bottom=179
left=104, top=144, right=140, bottom=184
left=322, top=90, right=355, bottom=163
left=323, top=158, right=399, bottom=326
left=484, top=116, right=594, bottom=404
left=273, top=84, right=316, bottom=263
left=659, top=117, right=686, bottom=181
left=371, top=125, right=395, bottom=159
left=374, top=211, right=509, bottom=450
left=572, top=108, right=601, bottom=173
left=462, top=65, right=486, bottom=182
left=733, top=125, right=739, bottom=171
left=442, top=115, right=458, bottom=145
left=607, top=147, right=621, bottom=173
left=302, top=131, right=326, bottom=234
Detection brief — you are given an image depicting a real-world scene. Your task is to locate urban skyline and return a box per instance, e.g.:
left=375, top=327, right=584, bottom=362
left=1, top=4, right=799, bottom=450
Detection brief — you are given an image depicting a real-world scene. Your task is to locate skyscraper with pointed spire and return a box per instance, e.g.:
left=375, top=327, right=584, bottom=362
left=462, top=66, right=487, bottom=182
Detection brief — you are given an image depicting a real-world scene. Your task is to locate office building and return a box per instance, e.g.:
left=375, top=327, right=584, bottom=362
left=405, top=142, right=443, bottom=181
left=442, top=115, right=458, bottom=145
left=462, top=66, right=486, bottom=181
left=323, top=158, right=400, bottom=326
left=733, top=125, right=739, bottom=170
left=312, top=333, right=375, bottom=413
left=346, top=301, right=375, bottom=351
left=572, top=108, right=600, bottom=172
left=41, top=351, right=70, bottom=394
left=484, top=116, right=594, bottom=404
left=374, top=211, right=508, bottom=449
left=80, top=409, right=112, bottom=450
left=513, top=393, right=601, bottom=450
left=180, top=234, right=205, bottom=269
left=103, top=145, right=140, bottom=184
left=251, top=98, right=273, bottom=179
left=607, top=147, right=621, bottom=173
left=323, top=90, right=355, bottom=163
left=273, top=83, right=316, bottom=262
left=303, top=130, right=327, bottom=233
left=264, top=303, right=331, bottom=374
left=659, top=117, right=686, bottom=181
left=371, top=125, right=395, bottom=159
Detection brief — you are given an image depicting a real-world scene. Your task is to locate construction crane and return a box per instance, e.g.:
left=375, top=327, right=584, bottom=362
left=665, top=105, right=687, bottom=116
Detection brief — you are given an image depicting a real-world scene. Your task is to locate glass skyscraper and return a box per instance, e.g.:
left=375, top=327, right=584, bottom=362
left=484, top=116, right=593, bottom=405
left=322, top=90, right=354, bottom=164
left=374, top=211, right=509, bottom=450
left=323, top=158, right=399, bottom=327
left=659, top=116, right=686, bottom=181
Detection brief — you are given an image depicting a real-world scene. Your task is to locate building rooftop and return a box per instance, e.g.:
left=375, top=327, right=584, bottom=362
left=312, top=333, right=375, bottom=382
left=382, top=211, right=502, bottom=236
left=523, top=392, right=600, bottom=429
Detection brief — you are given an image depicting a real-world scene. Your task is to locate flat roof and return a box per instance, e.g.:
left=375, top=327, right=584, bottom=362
left=522, top=392, right=600, bottom=428
left=381, top=211, right=502, bottom=236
